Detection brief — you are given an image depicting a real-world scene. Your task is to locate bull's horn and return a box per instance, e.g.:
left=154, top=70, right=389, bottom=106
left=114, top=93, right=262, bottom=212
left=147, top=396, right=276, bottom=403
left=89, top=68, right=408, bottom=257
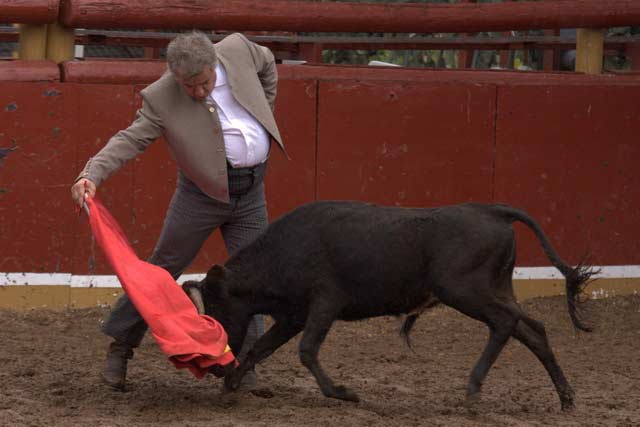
left=186, top=286, right=206, bottom=315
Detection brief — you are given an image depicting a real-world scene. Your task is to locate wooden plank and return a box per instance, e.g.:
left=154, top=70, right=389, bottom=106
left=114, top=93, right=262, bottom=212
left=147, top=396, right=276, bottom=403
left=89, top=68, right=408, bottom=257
left=0, top=0, right=59, bottom=24
left=576, top=28, right=605, bottom=74
left=0, top=60, right=59, bottom=81
left=18, top=24, right=47, bottom=60
left=61, top=60, right=166, bottom=83
left=60, top=60, right=640, bottom=85
left=61, top=0, right=640, bottom=33
left=46, top=23, right=75, bottom=64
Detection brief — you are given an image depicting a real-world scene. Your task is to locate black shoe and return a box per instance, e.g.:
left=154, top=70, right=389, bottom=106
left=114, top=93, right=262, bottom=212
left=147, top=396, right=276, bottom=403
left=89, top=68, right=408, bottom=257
left=101, top=341, right=133, bottom=390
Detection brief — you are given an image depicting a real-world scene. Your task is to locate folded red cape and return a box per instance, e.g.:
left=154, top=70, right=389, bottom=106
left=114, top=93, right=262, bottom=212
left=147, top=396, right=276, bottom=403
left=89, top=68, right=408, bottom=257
left=85, top=197, right=235, bottom=378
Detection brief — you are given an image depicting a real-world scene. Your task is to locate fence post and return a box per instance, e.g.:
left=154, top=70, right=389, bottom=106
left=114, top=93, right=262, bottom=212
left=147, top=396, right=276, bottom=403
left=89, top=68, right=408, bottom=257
left=457, top=0, right=476, bottom=69
left=542, top=29, right=558, bottom=71
left=18, top=24, right=48, bottom=59
left=575, top=28, right=604, bottom=74
left=46, top=23, right=75, bottom=63
left=298, top=43, right=323, bottom=63
left=627, top=42, right=640, bottom=71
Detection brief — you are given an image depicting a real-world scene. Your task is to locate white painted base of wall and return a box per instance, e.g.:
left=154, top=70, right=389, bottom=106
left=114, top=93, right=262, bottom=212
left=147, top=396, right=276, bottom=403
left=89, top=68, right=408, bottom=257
left=1, top=267, right=638, bottom=311
left=3, top=266, right=639, bottom=287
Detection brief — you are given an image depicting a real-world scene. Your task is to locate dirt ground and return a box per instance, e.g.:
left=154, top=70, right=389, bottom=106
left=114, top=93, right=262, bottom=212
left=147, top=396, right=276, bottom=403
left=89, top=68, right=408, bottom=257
left=1, top=294, right=639, bottom=427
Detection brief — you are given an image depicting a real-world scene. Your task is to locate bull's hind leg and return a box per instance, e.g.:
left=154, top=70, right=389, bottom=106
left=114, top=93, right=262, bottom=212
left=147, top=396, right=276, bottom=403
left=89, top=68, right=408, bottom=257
left=465, top=304, right=519, bottom=404
left=512, top=315, right=575, bottom=410
left=298, top=298, right=359, bottom=402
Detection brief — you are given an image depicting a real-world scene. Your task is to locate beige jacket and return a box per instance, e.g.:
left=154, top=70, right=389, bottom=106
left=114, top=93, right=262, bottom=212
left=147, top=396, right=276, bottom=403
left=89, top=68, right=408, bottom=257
left=77, top=33, right=285, bottom=203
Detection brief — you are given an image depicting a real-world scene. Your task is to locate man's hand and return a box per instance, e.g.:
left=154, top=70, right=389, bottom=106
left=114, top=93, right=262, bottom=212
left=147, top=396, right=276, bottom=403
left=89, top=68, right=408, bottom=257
left=71, top=178, right=96, bottom=207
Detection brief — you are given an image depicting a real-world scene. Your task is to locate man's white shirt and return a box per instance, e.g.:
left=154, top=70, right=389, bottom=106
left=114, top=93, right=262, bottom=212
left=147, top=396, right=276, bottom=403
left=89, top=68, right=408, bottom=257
left=207, top=62, right=270, bottom=168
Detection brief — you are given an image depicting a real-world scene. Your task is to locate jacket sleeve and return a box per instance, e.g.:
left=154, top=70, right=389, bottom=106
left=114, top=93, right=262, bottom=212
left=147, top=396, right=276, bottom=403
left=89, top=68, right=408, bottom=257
left=76, top=97, right=164, bottom=186
left=238, top=34, right=278, bottom=111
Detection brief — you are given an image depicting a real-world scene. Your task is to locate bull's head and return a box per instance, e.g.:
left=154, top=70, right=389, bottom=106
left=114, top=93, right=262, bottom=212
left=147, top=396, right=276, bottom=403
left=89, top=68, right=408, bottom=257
left=182, top=264, right=252, bottom=360
left=182, top=264, right=228, bottom=316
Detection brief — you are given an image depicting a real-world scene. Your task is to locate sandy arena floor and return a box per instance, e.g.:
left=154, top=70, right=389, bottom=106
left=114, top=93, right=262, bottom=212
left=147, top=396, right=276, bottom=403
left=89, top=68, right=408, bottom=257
left=1, top=294, right=639, bottom=426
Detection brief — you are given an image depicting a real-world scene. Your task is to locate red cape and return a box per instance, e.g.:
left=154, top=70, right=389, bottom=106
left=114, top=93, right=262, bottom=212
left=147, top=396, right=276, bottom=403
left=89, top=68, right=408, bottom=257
left=85, top=197, right=235, bottom=378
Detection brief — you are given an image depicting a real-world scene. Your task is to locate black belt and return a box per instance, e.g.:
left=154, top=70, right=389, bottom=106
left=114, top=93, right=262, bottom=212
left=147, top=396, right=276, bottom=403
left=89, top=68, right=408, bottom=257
left=227, top=161, right=267, bottom=196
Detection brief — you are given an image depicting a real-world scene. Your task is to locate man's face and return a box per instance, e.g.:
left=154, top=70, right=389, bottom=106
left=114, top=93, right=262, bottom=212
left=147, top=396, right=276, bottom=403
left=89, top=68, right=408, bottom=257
left=176, top=65, right=216, bottom=101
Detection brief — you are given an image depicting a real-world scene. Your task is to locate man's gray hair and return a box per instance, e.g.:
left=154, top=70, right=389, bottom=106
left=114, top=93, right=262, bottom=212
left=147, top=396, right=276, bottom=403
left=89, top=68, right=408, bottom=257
left=167, top=31, right=217, bottom=79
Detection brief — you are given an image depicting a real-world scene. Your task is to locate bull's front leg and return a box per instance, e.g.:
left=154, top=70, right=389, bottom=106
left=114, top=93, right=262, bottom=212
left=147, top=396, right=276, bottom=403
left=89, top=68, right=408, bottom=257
left=224, top=320, right=303, bottom=392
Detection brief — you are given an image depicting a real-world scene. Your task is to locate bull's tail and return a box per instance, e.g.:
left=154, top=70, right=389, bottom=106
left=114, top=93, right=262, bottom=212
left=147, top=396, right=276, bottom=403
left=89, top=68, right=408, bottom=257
left=492, top=205, right=598, bottom=332
left=399, top=313, right=419, bottom=348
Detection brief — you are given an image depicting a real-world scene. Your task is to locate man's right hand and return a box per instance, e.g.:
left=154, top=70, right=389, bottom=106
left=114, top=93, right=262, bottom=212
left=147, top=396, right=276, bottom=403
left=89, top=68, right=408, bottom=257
left=71, top=178, right=97, bottom=207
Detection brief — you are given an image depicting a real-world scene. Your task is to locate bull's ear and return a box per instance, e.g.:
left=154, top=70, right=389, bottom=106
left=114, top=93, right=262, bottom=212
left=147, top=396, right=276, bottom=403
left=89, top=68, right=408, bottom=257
left=205, top=264, right=228, bottom=283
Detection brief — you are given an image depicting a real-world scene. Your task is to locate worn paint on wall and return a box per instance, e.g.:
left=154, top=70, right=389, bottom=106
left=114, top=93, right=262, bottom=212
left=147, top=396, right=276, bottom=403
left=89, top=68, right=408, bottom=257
left=316, top=80, right=496, bottom=206
left=495, top=85, right=640, bottom=266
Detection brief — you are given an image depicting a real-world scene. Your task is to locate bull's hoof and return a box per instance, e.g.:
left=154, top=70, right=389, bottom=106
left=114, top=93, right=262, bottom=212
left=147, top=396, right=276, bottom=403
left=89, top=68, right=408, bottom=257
left=209, top=362, right=235, bottom=378
left=560, top=387, right=575, bottom=411
left=101, top=374, right=127, bottom=392
left=561, top=399, right=575, bottom=411
left=464, top=392, right=480, bottom=407
left=237, top=369, right=257, bottom=391
left=332, top=385, right=360, bottom=402
left=224, top=373, right=242, bottom=392
left=249, top=387, right=274, bottom=399
left=219, top=389, right=238, bottom=407
left=220, top=380, right=238, bottom=400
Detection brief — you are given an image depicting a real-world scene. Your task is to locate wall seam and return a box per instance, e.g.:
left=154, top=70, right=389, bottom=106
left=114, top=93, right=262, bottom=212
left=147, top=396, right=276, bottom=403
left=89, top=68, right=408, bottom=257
left=491, top=84, right=500, bottom=202
left=314, top=79, right=320, bottom=201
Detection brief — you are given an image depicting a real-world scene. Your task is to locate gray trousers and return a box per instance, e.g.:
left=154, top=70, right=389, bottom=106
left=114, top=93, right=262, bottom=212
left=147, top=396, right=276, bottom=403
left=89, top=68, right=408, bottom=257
left=102, top=169, right=267, bottom=361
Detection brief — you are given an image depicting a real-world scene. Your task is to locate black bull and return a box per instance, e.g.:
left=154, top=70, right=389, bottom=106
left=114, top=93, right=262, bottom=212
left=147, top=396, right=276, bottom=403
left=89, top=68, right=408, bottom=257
left=183, top=201, right=595, bottom=409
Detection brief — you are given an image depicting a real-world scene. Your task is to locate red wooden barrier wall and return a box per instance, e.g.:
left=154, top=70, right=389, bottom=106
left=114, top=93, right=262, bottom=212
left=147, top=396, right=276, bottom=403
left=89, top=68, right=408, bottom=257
left=1, top=63, right=639, bottom=277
